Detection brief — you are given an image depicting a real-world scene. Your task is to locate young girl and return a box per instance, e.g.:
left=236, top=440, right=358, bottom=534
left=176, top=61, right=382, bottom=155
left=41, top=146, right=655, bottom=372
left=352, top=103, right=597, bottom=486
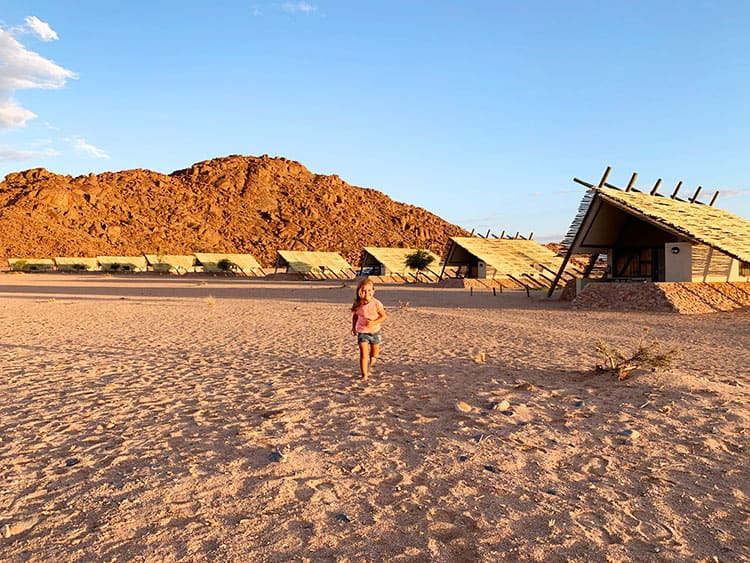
left=351, top=278, right=387, bottom=380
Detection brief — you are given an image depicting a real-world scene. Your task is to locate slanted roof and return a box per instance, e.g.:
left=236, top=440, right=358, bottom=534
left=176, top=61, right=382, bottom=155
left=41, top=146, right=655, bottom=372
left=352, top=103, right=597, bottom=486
left=276, top=250, right=352, bottom=274
left=362, top=247, right=441, bottom=274
left=144, top=254, right=197, bottom=273
left=97, top=256, right=148, bottom=270
left=569, top=187, right=750, bottom=263
left=8, top=258, right=55, bottom=271
left=444, top=237, right=565, bottom=277
left=194, top=253, right=263, bottom=273
left=54, top=257, right=100, bottom=271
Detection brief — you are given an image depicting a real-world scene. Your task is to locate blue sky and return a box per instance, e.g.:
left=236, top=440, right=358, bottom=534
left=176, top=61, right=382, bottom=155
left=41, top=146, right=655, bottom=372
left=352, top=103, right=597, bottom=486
left=1, top=1, right=748, bottom=242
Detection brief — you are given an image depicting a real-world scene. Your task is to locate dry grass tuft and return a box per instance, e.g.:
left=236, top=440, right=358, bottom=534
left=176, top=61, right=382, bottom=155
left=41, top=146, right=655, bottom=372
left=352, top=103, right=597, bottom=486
left=595, top=327, right=680, bottom=380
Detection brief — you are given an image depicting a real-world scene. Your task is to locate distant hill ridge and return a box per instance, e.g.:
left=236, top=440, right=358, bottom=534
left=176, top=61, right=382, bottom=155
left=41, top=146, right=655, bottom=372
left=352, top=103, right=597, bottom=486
left=0, top=154, right=469, bottom=266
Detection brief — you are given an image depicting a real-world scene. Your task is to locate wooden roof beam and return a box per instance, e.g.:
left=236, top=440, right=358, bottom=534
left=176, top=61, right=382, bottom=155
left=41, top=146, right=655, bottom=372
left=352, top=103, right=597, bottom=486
left=671, top=181, right=683, bottom=199
left=597, top=166, right=612, bottom=188
left=709, top=191, right=720, bottom=206
left=650, top=178, right=662, bottom=195
left=573, top=177, right=595, bottom=188
left=625, top=172, right=637, bottom=192
left=689, top=185, right=702, bottom=203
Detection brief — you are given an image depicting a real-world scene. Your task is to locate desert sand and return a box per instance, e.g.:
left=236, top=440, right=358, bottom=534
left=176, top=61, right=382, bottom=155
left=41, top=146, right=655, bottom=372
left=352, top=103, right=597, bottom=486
left=1, top=274, right=748, bottom=562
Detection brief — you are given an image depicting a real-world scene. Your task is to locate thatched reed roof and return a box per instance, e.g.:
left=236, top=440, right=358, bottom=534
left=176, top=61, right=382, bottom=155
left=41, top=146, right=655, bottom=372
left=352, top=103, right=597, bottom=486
left=97, top=256, right=148, bottom=271
left=54, top=257, right=100, bottom=271
left=361, top=247, right=441, bottom=274
left=143, top=254, right=197, bottom=273
left=445, top=237, right=564, bottom=276
left=194, top=253, right=263, bottom=273
left=276, top=250, right=353, bottom=274
left=589, top=187, right=750, bottom=263
left=8, top=257, right=55, bottom=271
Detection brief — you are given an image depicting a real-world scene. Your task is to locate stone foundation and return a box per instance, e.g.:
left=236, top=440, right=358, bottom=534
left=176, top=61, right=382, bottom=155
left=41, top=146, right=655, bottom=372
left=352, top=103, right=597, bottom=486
left=570, top=281, right=750, bottom=314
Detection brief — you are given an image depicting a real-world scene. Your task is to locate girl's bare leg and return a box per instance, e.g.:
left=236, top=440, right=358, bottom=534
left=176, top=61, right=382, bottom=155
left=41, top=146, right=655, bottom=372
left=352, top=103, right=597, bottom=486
left=359, top=342, right=370, bottom=380
left=369, top=343, right=380, bottom=368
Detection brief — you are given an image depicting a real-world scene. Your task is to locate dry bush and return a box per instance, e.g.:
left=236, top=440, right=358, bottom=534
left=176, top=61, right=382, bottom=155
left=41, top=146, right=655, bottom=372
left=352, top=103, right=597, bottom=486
left=595, top=327, right=680, bottom=380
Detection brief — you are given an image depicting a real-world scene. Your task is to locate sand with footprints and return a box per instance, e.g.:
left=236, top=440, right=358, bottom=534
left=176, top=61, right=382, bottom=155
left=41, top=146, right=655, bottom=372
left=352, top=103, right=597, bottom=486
left=1, top=274, right=748, bottom=562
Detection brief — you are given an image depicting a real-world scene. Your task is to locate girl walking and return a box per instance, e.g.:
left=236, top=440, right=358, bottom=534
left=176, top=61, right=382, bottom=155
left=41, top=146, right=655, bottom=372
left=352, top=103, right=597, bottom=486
left=351, top=278, right=387, bottom=380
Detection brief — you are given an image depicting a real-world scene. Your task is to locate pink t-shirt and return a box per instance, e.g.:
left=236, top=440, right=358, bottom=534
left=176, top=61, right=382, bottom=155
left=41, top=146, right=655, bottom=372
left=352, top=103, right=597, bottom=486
left=354, top=298, right=385, bottom=334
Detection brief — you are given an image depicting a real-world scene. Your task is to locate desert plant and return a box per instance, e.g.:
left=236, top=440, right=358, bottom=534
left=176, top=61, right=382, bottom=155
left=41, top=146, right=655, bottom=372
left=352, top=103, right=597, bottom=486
left=217, top=258, right=236, bottom=272
left=595, top=327, right=680, bottom=380
left=405, top=249, right=434, bottom=275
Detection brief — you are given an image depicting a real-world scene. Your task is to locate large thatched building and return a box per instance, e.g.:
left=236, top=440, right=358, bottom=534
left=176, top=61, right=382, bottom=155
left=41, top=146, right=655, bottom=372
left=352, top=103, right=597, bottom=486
left=549, top=169, right=750, bottom=312
left=550, top=174, right=750, bottom=293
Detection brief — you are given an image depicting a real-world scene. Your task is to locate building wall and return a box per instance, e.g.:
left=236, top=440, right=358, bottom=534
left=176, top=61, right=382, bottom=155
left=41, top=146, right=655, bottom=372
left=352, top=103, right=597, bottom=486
left=690, top=244, right=749, bottom=282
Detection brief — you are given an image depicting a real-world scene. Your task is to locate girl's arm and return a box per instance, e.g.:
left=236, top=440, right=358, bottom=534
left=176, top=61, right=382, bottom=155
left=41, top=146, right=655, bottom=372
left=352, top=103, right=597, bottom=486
left=351, top=313, right=358, bottom=335
left=374, top=301, right=387, bottom=324
left=365, top=301, right=387, bottom=330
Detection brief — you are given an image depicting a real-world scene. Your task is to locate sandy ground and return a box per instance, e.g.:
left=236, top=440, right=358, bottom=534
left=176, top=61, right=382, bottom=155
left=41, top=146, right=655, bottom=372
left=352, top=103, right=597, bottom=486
left=0, top=274, right=748, bottom=562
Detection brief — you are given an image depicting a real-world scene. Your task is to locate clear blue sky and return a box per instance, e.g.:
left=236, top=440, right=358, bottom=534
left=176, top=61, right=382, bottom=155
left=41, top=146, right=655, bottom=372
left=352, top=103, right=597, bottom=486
left=1, top=1, right=748, bottom=242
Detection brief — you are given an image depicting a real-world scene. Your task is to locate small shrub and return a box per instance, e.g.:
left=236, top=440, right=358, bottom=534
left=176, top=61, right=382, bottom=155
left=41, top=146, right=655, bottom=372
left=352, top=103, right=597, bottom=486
left=217, top=258, right=236, bottom=273
left=595, top=327, right=680, bottom=380
left=404, top=249, right=435, bottom=273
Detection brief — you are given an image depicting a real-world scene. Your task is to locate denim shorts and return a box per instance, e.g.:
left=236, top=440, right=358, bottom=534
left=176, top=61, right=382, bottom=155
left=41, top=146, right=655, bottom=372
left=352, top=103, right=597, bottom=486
left=357, top=332, right=381, bottom=345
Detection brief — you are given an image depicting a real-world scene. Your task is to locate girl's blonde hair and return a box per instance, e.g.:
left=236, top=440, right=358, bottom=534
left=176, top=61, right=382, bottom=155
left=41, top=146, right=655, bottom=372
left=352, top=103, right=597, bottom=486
left=351, top=277, right=374, bottom=311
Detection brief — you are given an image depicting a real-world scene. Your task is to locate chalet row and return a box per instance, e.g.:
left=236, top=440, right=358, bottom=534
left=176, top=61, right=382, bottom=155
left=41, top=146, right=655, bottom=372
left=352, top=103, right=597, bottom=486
left=6, top=168, right=750, bottom=289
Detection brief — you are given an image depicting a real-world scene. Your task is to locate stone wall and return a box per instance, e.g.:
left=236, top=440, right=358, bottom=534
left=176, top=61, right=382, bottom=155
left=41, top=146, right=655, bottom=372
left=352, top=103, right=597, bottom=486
left=570, top=281, right=750, bottom=314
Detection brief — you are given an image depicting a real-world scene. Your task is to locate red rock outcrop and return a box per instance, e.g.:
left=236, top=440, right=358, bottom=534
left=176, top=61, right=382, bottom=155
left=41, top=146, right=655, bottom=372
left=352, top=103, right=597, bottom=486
left=0, top=154, right=470, bottom=266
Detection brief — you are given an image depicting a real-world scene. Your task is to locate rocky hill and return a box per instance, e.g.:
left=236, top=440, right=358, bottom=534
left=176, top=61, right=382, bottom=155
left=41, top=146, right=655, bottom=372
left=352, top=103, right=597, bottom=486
left=0, top=154, right=470, bottom=267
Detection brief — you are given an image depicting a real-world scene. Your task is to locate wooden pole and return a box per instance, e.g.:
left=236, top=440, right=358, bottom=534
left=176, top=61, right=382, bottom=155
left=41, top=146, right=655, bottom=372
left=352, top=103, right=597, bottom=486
left=689, top=186, right=702, bottom=203
left=439, top=242, right=453, bottom=280
left=547, top=248, right=574, bottom=297
left=671, top=181, right=683, bottom=199
left=625, top=172, right=637, bottom=192
left=573, top=177, right=595, bottom=188
left=709, top=191, right=720, bottom=206
left=650, top=178, right=662, bottom=195
left=598, top=166, right=612, bottom=188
